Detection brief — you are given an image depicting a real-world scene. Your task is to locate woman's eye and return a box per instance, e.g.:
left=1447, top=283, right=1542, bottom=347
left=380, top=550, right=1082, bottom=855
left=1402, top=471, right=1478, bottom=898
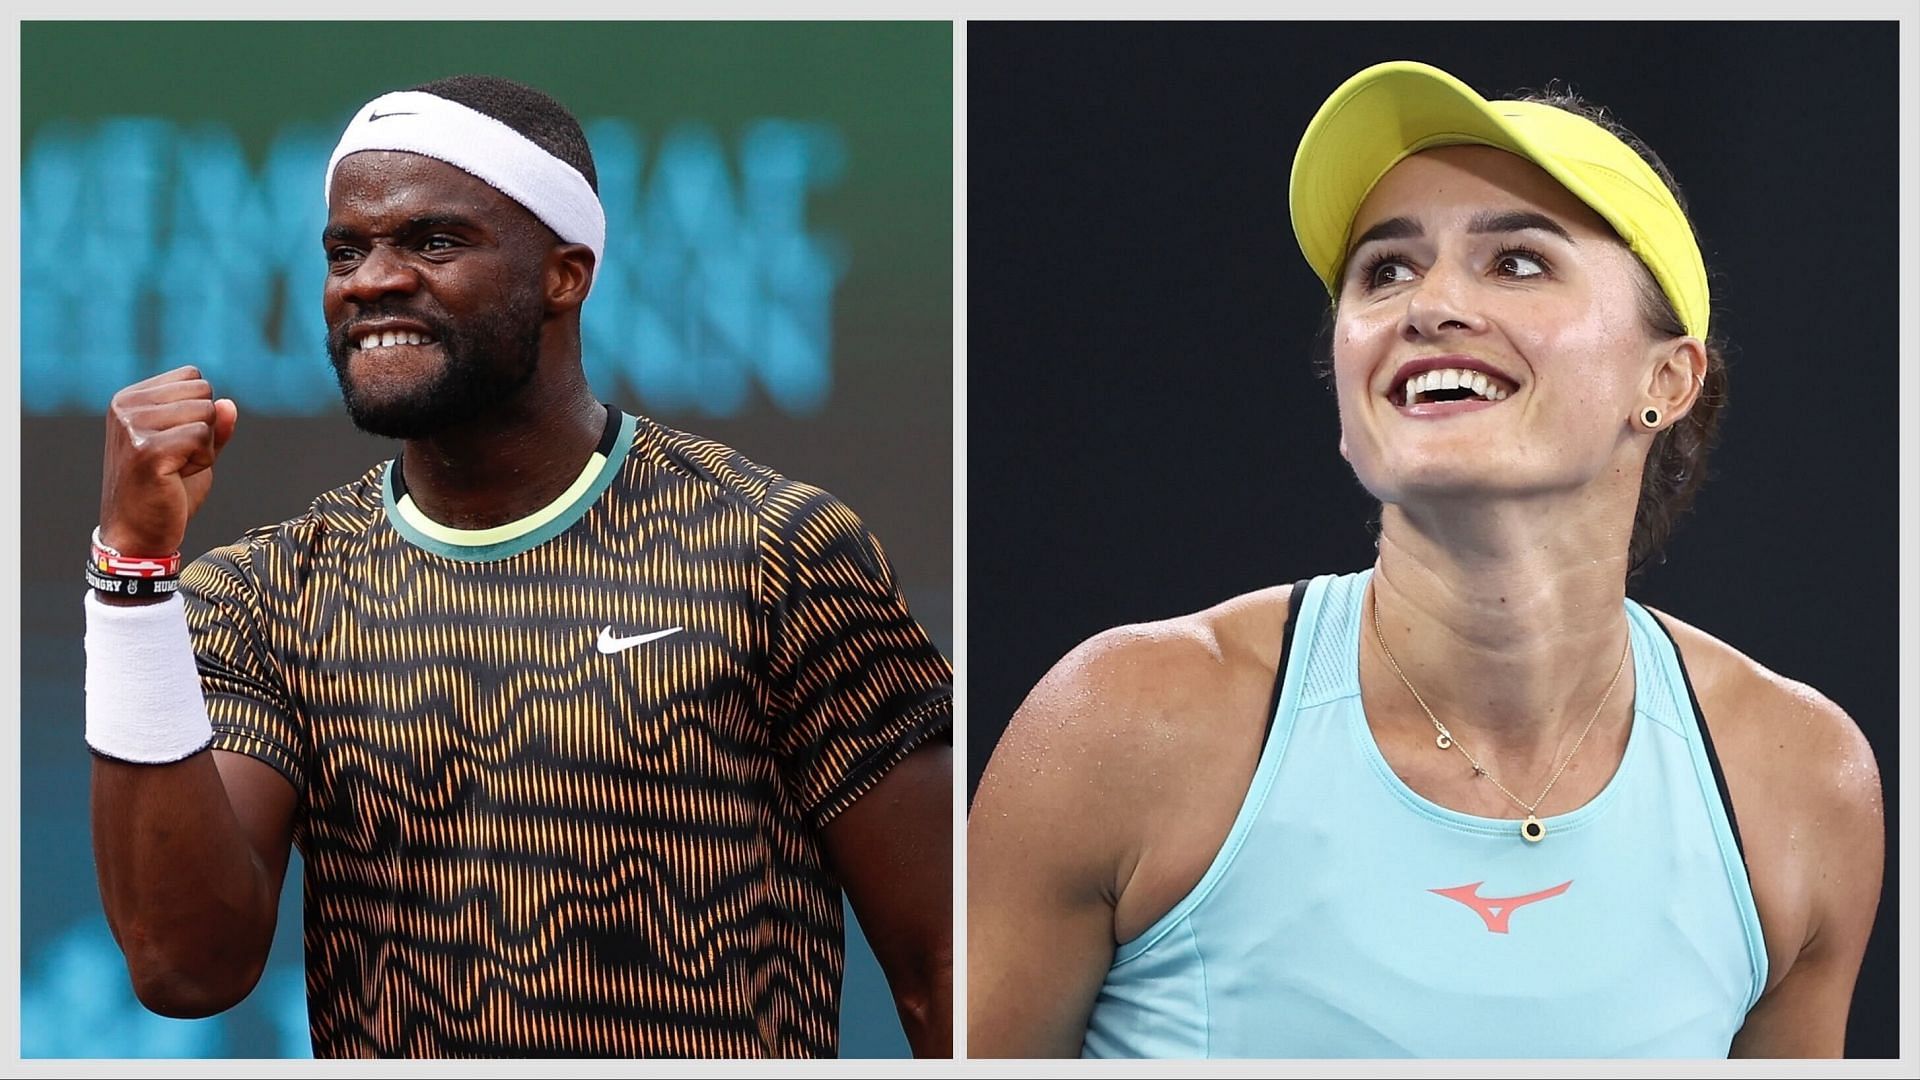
left=1496, top=251, right=1547, bottom=277
left=1371, top=260, right=1417, bottom=287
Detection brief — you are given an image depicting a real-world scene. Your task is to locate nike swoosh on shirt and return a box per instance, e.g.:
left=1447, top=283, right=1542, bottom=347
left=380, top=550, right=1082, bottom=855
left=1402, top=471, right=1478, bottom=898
left=368, top=110, right=416, bottom=121
left=596, top=625, right=684, bottom=654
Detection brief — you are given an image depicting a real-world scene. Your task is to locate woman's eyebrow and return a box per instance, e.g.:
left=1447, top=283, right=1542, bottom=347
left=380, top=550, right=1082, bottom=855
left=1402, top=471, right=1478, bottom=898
left=1348, top=215, right=1422, bottom=256
left=1344, top=208, right=1577, bottom=265
left=1468, top=209, right=1575, bottom=243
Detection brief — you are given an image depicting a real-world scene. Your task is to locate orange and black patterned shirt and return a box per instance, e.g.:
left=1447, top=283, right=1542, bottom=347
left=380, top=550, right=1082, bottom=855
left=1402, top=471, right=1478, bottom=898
left=179, top=409, right=951, bottom=1058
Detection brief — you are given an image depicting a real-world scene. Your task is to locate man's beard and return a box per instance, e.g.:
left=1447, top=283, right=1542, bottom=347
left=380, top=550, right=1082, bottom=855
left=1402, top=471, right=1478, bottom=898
left=327, top=293, right=545, bottom=440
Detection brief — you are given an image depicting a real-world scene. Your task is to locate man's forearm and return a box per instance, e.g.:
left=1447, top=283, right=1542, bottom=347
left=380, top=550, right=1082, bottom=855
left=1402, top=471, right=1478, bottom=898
left=91, top=752, right=282, bottom=1017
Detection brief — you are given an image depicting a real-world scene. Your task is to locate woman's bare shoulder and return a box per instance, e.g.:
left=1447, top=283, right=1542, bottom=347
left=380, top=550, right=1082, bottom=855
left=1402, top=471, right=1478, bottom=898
left=973, top=585, right=1297, bottom=923
left=1643, top=606, right=1883, bottom=990
left=1004, top=584, right=1295, bottom=769
left=1646, top=607, right=1877, bottom=794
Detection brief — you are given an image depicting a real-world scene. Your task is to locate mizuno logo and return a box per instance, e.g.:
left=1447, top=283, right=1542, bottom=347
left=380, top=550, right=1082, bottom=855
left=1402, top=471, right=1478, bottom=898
left=595, top=625, right=684, bottom=654
left=1430, top=880, right=1573, bottom=934
left=367, top=110, right=416, bottom=122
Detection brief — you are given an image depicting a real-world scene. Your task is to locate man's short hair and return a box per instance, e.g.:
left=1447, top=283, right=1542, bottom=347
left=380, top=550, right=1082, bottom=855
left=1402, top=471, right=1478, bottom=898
left=408, top=74, right=599, bottom=193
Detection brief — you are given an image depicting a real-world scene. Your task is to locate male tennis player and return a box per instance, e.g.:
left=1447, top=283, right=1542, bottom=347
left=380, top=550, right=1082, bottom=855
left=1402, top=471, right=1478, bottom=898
left=86, top=75, right=951, bottom=1058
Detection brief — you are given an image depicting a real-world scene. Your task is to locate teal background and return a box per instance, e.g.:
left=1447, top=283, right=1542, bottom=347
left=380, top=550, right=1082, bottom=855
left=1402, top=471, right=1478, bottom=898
left=20, top=20, right=952, bottom=1059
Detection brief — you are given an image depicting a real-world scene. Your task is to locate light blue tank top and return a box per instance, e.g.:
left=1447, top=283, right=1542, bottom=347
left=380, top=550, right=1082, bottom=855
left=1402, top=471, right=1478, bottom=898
left=1082, top=570, right=1767, bottom=1058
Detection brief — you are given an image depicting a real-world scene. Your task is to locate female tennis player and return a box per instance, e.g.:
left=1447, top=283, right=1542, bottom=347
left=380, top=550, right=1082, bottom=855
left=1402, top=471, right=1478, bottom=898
left=968, top=60, right=1882, bottom=1058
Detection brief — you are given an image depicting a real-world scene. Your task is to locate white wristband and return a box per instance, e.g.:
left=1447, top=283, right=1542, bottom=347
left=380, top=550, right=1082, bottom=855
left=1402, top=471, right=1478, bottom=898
left=83, top=591, right=215, bottom=764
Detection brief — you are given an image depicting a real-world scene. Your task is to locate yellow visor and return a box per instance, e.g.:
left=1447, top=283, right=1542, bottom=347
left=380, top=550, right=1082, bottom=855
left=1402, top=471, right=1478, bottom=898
left=1289, top=60, right=1710, bottom=341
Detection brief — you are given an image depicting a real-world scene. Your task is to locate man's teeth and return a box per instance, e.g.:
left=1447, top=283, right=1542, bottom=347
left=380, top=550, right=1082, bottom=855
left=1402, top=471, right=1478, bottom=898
left=1401, top=368, right=1511, bottom=406
left=356, top=329, right=436, bottom=349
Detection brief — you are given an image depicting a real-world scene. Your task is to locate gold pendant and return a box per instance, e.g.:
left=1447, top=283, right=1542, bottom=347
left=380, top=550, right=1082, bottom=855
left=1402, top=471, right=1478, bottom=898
left=1435, top=733, right=1452, bottom=749
left=1521, top=815, right=1545, bottom=843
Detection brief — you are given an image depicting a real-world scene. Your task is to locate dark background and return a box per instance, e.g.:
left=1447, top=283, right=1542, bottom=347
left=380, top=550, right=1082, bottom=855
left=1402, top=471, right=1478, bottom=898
left=967, top=22, right=1898, bottom=1058
left=21, top=21, right=950, bottom=1058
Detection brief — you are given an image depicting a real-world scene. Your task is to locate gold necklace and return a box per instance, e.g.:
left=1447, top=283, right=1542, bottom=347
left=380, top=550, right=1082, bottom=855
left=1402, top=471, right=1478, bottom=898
left=1369, top=588, right=1631, bottom=843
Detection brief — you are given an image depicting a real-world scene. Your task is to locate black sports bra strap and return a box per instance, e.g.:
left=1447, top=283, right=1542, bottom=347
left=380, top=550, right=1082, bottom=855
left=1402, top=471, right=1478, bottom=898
left=1643, top=609, right=1749, bottom=865
left=1261, top=579, right=1313, bottom=747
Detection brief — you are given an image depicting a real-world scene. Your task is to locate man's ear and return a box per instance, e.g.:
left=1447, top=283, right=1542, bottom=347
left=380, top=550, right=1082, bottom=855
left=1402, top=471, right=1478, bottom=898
left=545, top=243, right=596, bottom=313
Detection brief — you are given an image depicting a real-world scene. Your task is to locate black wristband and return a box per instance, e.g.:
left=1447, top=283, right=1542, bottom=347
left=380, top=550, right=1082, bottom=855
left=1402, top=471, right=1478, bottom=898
left=85, top=562, right=180, bottom=598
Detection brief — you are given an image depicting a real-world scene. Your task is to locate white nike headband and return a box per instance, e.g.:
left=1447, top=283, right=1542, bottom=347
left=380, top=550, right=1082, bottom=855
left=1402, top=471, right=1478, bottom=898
left=324, top=89, right=605, bottom=286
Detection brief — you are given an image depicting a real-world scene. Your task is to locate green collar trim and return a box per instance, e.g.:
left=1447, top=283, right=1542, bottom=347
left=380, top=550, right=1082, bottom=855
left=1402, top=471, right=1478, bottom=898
left=382, top=409, right=636, bottom=563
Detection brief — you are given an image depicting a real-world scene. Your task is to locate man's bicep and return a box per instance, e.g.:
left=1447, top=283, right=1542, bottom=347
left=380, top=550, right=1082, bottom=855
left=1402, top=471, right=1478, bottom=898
left=820, top=739, right=952, bottom=937
left=818, top=740, right=952, bottom=1053
left=212, top=749, right=298, bottom=897
left=821, top=730, right=948, bottom=899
